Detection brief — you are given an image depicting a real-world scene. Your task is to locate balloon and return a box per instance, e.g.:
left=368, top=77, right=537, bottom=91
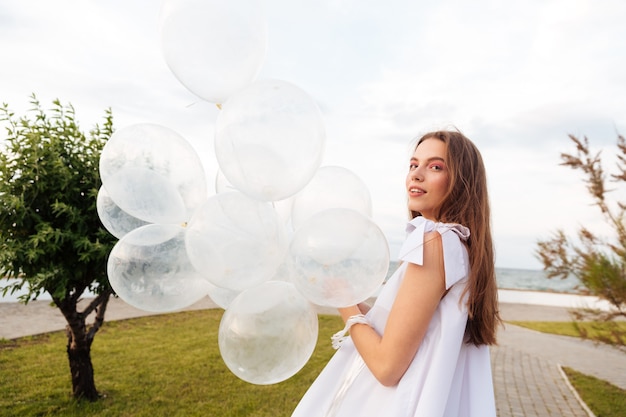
left=271, top=198, right=294, bottom=228
left=159, top=0, right=268, bottom=104
left=96, top=186, right=150, bottom=239
left=218, top=281, right=318, bottom=385
left=99, top=123, right=208, bottom=224
left=268, top=255, right=298, bottom=283
left=185, top=192, right=288, bottom=291
left=215, top=79, right=326, bottom=202
left=289, top=208, right=389, bottom=307
left=291, top=165, right=372, bottom=230
left=103, top=167, right=187, bottom=225
left=206, top=283, right=240, bottom=310
left=206, top=255, right=298, bottom=309
left=214, top=169, right=237, bottom=194
left=217, top=168, right=294, bottom=227
left=107, top=224, right=211, bottom=312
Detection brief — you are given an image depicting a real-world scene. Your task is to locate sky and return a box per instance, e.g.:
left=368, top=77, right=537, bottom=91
left=1, top=0, right=625, bottom=269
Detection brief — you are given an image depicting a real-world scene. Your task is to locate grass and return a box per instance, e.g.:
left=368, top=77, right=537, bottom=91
left=507, top=320, right=626, bottom=417
left=563, top=367, right=626, bottom=417
left=3, top=312, right=625, bottom=416
left=508, top=320, right=626, bottom=345
left=0, top=309, right=343, bottom=417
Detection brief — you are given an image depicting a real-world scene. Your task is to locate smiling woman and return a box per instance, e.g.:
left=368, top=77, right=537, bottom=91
left=406, top=138, right=449, bottom=220
left=291, top=130, right=500, bottom=417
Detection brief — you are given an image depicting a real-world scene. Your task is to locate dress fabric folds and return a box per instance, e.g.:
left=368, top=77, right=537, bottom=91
left=291, top=217, right=496, bottom=417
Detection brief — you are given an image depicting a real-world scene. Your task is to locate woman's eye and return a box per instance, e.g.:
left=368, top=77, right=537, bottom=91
left=409, top=164, right=418, bottom=170
left=430, top=164, right=444, bottom=171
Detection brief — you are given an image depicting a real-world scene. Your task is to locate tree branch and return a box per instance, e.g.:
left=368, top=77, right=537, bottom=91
left=86, top=288, right=112, bottom=342
left=82, top=287, right=111, bottom=317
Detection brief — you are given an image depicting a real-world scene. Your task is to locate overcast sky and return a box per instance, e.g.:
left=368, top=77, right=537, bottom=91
left=1, top=0, right=625, bottom=269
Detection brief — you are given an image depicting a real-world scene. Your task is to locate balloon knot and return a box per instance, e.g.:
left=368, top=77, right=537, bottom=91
left=216, top=103, right=222, bottom=110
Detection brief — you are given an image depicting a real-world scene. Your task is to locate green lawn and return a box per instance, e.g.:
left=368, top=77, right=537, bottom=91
left=508, top=320, right=626, bottom=346
left=0, top=310, right=343, bottom=417
left=563, top=367, right=626, bottom=417
left=2, top=310, right=624, bottom=416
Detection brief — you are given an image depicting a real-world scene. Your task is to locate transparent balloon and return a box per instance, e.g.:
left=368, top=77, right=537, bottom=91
left=96, top=186, right=150, bottom=239
left=103, top=167, right=187, bottom=225
left=218, top=281, right=318, bottom=385
left=291, top=165, right=372, bottom=231
left=159, top=0, right=268, bottom=103
left=99, top=123, right=207, bottom=224
left=214, top=169, right=237, bottom=194
left=185, top=192, right=288, bottom=291
left=217, top=168, right=295, bottom=227
left=290, top=208, right=389, bottom=307
left=272, top=198, right=294, bottom=228
left=268, top=255, right=298, bottom=283
left=207, top=283, right=240, bottom=310
left=107, top=224, right=211, bottom=312
left=215, top=79, right=325, bottom=202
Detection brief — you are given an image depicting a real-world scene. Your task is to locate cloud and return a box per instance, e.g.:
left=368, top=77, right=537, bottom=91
left=2, top=0, right=625, bottom=270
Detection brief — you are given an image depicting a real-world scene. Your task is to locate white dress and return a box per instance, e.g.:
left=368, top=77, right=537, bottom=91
left=291, top=217, right=496, bottom=417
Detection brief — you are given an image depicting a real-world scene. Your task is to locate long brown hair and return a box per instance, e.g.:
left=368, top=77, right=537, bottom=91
left=411, top=130, right=501, bottom=345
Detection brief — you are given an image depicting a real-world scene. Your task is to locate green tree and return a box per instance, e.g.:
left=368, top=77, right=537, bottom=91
left=537, top=134, right=626, bottom=343
left=0, top=96, right=116, bottom=400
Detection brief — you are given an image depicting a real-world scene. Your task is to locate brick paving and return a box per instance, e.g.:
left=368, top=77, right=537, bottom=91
left=491, top=344, right=590, bottom=417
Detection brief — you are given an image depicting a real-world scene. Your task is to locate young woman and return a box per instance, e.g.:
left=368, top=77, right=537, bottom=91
left=291, top=130, right=501, bottom=417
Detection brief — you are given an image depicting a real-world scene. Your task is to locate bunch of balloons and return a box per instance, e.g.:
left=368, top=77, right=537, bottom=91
left=98, top=0, right=390, bottom=385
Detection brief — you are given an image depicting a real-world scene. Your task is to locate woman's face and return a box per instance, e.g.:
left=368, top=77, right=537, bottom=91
left=405, top=138, right=449, bottom=220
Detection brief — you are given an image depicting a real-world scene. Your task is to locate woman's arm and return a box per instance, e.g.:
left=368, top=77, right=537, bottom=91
left=338, top=231, right=446, bottom=387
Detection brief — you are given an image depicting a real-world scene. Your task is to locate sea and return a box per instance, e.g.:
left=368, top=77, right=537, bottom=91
left=386, top=261, right=584, bottom=294
left=1, top=263, right=584, bottom=303
left=3, top=264, right=611, bottom=310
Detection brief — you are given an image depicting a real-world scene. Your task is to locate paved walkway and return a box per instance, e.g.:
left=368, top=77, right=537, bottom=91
left=2, top=298, right=625, bottom=416
left=494, top=303, right=625, bottom=417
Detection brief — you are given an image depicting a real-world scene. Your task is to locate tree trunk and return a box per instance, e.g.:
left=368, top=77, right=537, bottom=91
left=55, top=289, right=112, bottom=401
left=66, top=338, right=99, bottom=401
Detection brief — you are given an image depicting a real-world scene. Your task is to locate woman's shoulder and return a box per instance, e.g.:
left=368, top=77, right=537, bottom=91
left=406, top=216, right=469, bottom=238
left=399, top=219, right=467, bottom=262
left=400, top=217, right=470, bottom=288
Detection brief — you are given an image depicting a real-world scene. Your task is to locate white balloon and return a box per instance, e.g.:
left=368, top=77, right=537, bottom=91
left=214, top=169, right=237, bottom=194
left=107, top=224, right=211, bottom=312
left=96, top=186, right=150, bottom=239
left=185, top=192, right=288, bottom=291
left=103, top=167, right=187, bottom=224
left=206, top=283, right=240, bottom=310
left=99, top=123, right=207, bottom=224
left=218, top=281, right=318, bottom=385
left=215, top=79, right=325, bottom=202
left=290, top=208, right=389, bottom=307
left=291, top=165, right=372, bottom=230
left=272, top=198, right=294, bottom=228
left=216, top=168, right=294, bottom=227
left=269, top=255, right=298, bottom=283
left=159, top=0, right=268, bottom=103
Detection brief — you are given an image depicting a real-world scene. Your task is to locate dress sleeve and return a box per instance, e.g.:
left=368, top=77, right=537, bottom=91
left=397, top=217, right=470, bottom=289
